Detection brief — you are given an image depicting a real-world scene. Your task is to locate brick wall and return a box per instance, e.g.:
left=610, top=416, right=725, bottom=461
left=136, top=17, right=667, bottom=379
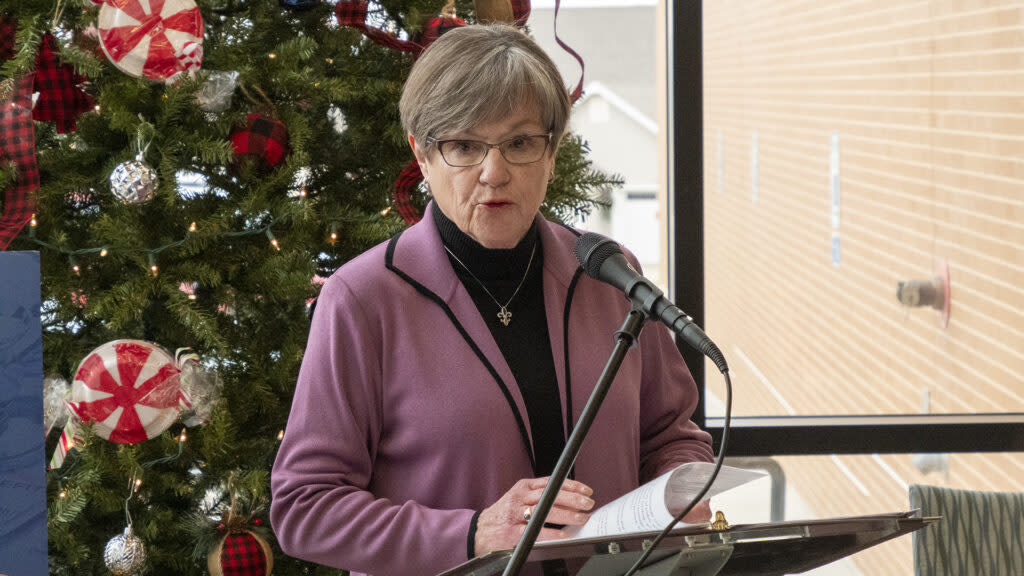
left=703, top=2, right=1024, bottom=573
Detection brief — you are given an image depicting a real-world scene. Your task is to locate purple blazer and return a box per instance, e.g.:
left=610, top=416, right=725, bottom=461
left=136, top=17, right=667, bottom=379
left=270, top=206, right=713, bottom=576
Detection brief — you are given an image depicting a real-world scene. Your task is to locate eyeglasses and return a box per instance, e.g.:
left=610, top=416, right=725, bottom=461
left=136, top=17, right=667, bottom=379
left=426, top=133, right=552, bottom=167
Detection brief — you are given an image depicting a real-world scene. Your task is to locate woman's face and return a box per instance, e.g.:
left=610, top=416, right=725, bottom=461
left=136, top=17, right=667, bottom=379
left=410, top=105, right=555, bottom=249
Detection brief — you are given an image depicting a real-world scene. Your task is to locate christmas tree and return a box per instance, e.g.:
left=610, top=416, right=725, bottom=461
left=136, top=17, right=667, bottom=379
left=1, top=0, right=614, bottom=573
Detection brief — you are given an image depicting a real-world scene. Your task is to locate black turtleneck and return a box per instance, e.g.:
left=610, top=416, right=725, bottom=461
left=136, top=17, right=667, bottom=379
left=433, top=202, right=566, bottom=477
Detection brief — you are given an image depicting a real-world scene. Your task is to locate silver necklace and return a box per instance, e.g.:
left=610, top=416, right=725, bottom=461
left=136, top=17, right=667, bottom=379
left=444, top=241, right=537, bottom=326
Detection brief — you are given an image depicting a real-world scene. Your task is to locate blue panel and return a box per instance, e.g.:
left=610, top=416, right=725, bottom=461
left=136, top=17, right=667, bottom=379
left=0, top=251, right=47, bottom=575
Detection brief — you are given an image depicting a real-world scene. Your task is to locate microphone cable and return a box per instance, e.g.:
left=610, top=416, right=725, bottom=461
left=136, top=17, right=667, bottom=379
left=621, top=366, right=733, bottom=576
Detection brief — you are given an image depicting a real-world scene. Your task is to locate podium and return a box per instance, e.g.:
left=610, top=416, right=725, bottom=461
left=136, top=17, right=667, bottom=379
left=437, top=511, right=935, bottom=576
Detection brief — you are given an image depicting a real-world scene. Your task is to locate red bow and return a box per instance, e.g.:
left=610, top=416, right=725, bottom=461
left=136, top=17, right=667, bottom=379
left=335, top=1, right=467, bottom=57
left=392, top=160, right=424, bottom=225
left=32, top=32, right=95, bottom=133
left=509, top=0, right=531, bottom=24
left=0, top=14, right=16, bottom=62
left=0, top=74, right=38, bottom=251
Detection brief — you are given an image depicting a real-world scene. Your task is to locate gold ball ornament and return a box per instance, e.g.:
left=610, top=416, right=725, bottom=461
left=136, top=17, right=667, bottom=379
left=474, top=0, right=514, bottom=23
left=208, top=530, right=274, bottom=576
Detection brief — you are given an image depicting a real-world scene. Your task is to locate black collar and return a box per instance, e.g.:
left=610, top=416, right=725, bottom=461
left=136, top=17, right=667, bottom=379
left=431, top=202, right=539, bottom=282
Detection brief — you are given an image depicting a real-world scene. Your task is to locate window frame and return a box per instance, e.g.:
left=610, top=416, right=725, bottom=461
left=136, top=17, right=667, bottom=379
left=667, top=1, right=1024, bottom=457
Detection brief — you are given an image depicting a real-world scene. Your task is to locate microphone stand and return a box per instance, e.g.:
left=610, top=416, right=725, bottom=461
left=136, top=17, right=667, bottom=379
left=501, top=307, right=648, bottom=576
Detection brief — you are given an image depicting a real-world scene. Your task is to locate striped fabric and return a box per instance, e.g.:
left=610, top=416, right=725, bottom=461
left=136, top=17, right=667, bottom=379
left=910, top=484, right=1024, bottom=576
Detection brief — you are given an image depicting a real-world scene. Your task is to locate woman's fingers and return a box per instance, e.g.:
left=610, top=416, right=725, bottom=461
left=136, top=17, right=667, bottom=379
left=520, top=480, right=595, bottom=526
left=475, top=477, right=597, bottom=557
left=527, top=477, right=593, bottom=496
left=536, top=525, right=571, bottom=541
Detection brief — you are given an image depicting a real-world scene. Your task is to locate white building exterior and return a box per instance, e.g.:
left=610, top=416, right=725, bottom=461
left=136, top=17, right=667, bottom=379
left=528, top=1, right=664, bottom=286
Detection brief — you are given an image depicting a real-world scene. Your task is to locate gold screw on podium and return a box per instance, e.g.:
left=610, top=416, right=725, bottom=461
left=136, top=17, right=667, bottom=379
left=711, top=511, right=730, bottom=531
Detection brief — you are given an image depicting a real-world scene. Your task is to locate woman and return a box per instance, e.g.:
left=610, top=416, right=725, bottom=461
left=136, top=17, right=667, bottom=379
left=270, top=23, right=712, bottom=576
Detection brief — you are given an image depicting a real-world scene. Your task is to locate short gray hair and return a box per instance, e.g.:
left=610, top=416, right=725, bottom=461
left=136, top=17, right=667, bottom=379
left=399, top=24, right=571, bottom=153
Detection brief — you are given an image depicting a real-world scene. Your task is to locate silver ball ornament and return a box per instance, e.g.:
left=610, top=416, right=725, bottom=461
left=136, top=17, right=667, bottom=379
left=110, top=154, right=158, bottom=204
left=104, top=526, right=147, bottom=575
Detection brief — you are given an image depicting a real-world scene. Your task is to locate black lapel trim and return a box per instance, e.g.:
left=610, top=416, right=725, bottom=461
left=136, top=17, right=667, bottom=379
left=555, top=221, right=583, bottom=237
left=553, top=220, right=583, bottom=479
left=562, top=267, right=584, bottom=480
left=385, top=231, right=538, bottom=474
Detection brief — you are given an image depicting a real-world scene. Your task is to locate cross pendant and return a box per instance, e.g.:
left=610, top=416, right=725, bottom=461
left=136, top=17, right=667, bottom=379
left=497, top=307, right=512, bottom=326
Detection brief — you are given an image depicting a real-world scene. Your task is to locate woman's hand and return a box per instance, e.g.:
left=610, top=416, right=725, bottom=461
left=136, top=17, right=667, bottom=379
left=474, top=477, right=595, bottom=557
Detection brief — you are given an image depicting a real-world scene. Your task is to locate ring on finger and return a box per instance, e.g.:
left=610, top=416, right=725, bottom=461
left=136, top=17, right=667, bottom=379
left=523, top=506, right=533, bottom=522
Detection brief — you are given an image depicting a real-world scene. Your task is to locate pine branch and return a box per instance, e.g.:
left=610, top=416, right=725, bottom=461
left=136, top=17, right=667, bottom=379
left=55, top=42, right=103, bottom=79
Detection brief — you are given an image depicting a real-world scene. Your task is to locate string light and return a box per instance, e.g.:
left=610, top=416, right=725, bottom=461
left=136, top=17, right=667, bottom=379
left=329, top=223, right=338, bottom=244
left=69, top=254, right=80, bottom=275
left=268, top=52, right=277, bottom=59
left=26, top=219, right=283, bottom=269
left=94, top=104, right=101, bottom=114
left=133, top=478, right=142, bottom=491
left=59, top=490, right=67, bottom=499
left=380, top=206, right=392, bottom=217
left=189, top=221, right=197, bottom=232
left=325, top=57, right=334, bottom=64
left=266, top=229, right=280, bottom=251
left=277, top=430, right=284, bottom=441
left=178, top=428, right=187, bottom=443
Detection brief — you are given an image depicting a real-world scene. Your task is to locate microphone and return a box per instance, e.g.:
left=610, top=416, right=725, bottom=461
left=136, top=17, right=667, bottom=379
left=573, top=232, right=728, bottom=374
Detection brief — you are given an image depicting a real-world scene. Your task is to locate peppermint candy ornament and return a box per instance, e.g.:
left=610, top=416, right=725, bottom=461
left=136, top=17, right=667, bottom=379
left=98, top=0, right=204, bottom=83
left=68, top=339, right=185, bottom=444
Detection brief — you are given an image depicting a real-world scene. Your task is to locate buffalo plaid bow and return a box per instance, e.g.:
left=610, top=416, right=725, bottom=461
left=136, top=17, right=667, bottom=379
left=334, top=1, right=467, bottom=57
left=510, top=0, right=531, bottom=24
left=335, top=1, right=418, bottom=53
left=33, top=32, right=95, bottom=133
left=392, top=160, right=424, bottom=225
left=0, top=14, right=15, bottom=62
left=0, top=74, right=39, bottom=251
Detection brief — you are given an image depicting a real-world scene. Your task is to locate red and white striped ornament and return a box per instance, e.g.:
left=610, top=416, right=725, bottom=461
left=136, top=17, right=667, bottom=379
left=98, top=0, right=204, bottom=83
left=67, top=339, right=187, bottom=444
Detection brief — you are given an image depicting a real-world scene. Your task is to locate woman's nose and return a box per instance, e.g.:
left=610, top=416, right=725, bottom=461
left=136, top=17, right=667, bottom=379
left=478, top=147, right=511, bottom=186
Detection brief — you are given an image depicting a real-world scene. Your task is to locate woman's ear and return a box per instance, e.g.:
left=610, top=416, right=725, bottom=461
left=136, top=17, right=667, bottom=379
left=408, top=134, right=430, bottom=181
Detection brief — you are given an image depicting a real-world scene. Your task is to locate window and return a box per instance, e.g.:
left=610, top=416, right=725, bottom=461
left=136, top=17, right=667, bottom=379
left=671, top=3, right=1024, bottom=574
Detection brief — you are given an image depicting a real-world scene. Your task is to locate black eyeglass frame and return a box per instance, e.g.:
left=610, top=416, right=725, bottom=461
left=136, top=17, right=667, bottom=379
left=424, top=133, right=553, bottom=167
